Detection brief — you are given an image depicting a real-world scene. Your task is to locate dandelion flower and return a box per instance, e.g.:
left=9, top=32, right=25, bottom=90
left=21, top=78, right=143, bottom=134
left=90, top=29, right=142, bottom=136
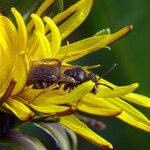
left=0, top=0, right=150, bottom=149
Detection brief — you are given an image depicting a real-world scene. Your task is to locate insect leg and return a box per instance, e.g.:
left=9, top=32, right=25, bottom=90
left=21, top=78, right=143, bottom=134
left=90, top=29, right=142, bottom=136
left=98, top=83, right=113, bottom=90
left=52, top=84, right=61, bottom=90
left=55, top=106, right=76, bottom=116
left=41, top=58, right=61, bottom=66
left=32, top=106, right=76, bottom=122
left=0, top=80, right=16, bottom=105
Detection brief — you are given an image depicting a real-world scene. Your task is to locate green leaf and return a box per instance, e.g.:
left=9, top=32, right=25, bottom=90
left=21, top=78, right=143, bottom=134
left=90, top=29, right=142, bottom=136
left=0, top=0, right=44, bottom=23
left=36, top=123, right=72, bottom=150
left=51, top=0, right=64, bottom=17
left=5, top=130, right=46, bottom=150
left=64, top=127, right=78, bottom=150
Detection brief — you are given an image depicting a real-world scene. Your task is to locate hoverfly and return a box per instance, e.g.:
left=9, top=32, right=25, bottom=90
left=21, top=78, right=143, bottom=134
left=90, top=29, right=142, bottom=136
left=27, top=58, right=115, bottom=94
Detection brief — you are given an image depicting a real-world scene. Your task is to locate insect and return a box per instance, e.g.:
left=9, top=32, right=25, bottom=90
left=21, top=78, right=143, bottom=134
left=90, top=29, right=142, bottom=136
left=27, top=58, right=76, bottom=89
left=27, top=58, right=115, bottom=94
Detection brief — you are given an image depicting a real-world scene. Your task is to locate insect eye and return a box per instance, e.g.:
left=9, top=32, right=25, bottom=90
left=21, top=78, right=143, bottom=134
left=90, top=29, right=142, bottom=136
left=75, top=68, right=88, bottom=82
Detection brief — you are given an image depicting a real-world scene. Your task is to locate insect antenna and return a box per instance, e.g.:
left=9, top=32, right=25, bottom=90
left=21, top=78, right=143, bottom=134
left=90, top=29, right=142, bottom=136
left=99, top=63, right=117, bottom=79
left=98, top=63, right=117, bottom=90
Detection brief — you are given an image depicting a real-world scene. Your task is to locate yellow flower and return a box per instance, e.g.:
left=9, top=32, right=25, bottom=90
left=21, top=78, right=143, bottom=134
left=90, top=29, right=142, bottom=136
left=0, top=0, right=150, bottom=149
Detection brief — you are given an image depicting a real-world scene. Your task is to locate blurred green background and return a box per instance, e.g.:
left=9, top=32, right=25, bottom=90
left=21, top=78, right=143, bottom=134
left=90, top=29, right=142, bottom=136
left=76, top=0, right=150, bottom=150
left=0, top=0, right=150, bottom=150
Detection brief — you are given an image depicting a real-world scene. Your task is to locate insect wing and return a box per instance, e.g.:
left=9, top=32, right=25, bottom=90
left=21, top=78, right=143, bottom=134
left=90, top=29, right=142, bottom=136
left=28, top=64, right=60, bottom=84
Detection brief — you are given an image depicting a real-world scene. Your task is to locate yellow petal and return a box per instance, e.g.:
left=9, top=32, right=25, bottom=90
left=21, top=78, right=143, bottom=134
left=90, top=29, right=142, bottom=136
left=17, top=88, right=73, bottom=114
left=0, top=15, right=17, bottom=48
left=56, top=25, right=132, bottom=62
left=47, top=0, right=94, bottom=40
left=31, top=14, right=45, bottom=34
left=50, top=0, right=81, bottom=27
left=32, top=81, right=95, bottom=105
left=17, top=88, right=52, bottom=105
left=75, top=94, right=122, bottom=116
left=11, top=8, right=27, bottom=51
left=15, top=87, right=46, bottom=104
left=107, top=25, right=133, bottom=45
left=123, top=93, right=150, bottom=108
left=0, top=35, right=13, bottom=96
left=97, top=83, right=139, bottom=98
left=0, top=70, right=15, bottom=98
left=60, top=115, right=113, bottom=150
left=28, top=31, right=51, bottom=61
left=27, top=0, right=55, bottom=33
left=57, top=36, right=109, bottom=62
left=3, top=98, right=34, bottom=121
left=107, top=98, right=150, bottom=132
left=100, top=79, right=116, bottom=88
left=0, top=16, right=17, bottom=96
left=44, top=17, right=61, bottom=57
left=11, top=58, right=29, bottom=95
left=11, top=8, right=29, bottom=94
left=0, top=9, right=28, bottom=95
left=29, top=103, right=70, bottom=114
left=101, top=79, right=150, bottom=107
